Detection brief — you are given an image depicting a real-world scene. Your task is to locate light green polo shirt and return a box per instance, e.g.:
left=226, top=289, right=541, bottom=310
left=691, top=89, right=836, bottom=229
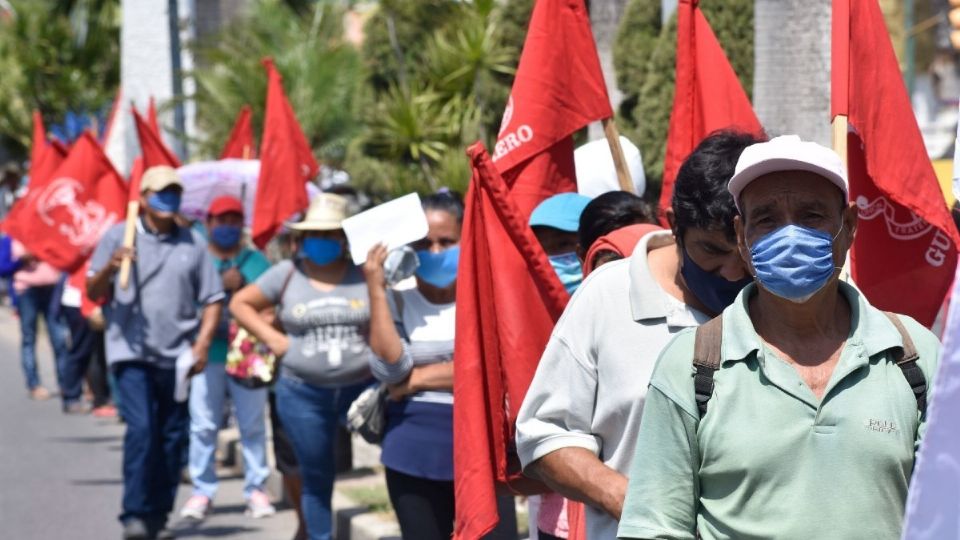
left=617, top=282, right=940, bottom=540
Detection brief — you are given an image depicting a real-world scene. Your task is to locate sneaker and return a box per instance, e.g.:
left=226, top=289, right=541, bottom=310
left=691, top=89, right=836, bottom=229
left=63, top=401, right=92, bottom=415
left=92, top=404, right=118, bottom=418
left=178, top=494, right=211, bottom=520
left=121, top=517, right=150, bottom=540
left=245, top=490, right=276, bottom=519
left=29, top=386, right=51, bottom=400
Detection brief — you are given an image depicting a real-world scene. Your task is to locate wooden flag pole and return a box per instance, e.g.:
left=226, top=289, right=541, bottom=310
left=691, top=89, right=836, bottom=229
left=832, top=115, right=848, bottom=168
left=602, top=117, right=635, bottom=194
left=118, top=199, right=139, bottom=289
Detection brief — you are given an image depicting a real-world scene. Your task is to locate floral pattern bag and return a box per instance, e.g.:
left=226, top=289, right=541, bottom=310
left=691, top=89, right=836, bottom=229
left=225, top=321, right=277, bottom=388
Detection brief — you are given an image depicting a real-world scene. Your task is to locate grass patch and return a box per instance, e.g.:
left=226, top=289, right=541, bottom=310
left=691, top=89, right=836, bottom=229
left=341, top=484, right=393, bottom=515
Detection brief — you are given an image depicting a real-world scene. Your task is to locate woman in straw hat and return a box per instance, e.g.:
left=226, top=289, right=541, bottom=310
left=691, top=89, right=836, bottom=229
left=231, top=193, right=375, bottom=540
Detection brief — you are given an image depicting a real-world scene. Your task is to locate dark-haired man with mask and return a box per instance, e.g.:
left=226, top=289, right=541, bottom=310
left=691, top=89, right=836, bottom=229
left=516, top=131, right=763, bottom=540
left=617, top=136, right=940, bottom=540
left=88, top=165, right=224, bottom=540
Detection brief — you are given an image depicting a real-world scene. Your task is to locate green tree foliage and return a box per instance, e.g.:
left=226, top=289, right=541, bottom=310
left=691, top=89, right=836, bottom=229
left=0, top=0, right=119, bottom=156
left=614, top=0, right=753, bottom=197
left=189, top=0, right=365, bottom=164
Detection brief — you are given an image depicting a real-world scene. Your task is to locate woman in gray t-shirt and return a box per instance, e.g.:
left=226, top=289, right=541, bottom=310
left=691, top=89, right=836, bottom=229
left=230, top=194, right=373, bottom=540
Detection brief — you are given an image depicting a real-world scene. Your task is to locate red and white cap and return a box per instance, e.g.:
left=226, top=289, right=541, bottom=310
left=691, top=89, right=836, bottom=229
left=727, top=135, right=848, bottom=211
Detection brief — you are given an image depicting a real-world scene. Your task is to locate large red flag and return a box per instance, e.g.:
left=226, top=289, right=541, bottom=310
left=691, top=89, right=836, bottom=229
left=252, top=58, right=318, bottom=248
left=658, top=0, right=762, bottom=219
left=5, top=133, right=127, bottom=272
left=491, top=0, right=612, bottom=218
left=832, top=0, right=959, bottom=327
left=455, top=144, right=569, bottom=540
left=220, top=105, right=255, bottom=159
left=28, top=111, right=68, bottom=187
left=131, top=108, right=181, bottom=200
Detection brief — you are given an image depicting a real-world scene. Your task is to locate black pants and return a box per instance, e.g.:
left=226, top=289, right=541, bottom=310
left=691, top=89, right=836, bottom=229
left=385, top=468, right=455, bottom=540
left=61, top=306, right=109, bottom=406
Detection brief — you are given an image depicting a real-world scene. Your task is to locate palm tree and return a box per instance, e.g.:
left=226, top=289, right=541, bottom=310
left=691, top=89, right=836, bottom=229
left=752, top=0, right=832, bottom=145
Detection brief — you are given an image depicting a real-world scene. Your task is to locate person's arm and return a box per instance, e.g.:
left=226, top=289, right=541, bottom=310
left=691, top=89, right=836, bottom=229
left=189, top=301, right=222, bottom=376
left=362, top=244, right=405, bottom=364
left=387, top=361, right=453, bottom=400
left=528, top=448, right=628, bottom=520
left=87, top=247, right=133, bottom=302
left=230, top=284, right=289, bottom=357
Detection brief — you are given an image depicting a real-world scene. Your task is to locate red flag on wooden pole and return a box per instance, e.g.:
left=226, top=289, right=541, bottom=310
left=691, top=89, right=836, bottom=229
left=251, top=58, right=318, bottom=248
left=832, top=0, right=959, bottom=327
left=220, top=105, right=255, bottom=160
left=658, top=0, right=762, bottom=221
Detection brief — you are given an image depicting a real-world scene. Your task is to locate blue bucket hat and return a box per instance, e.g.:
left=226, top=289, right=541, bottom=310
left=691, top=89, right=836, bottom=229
left=529, top=193, right=592, bottom=232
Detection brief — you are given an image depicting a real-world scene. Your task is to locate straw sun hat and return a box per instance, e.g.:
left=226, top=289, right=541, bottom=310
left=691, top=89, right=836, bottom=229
left=288, top=193, right=349, bottom=231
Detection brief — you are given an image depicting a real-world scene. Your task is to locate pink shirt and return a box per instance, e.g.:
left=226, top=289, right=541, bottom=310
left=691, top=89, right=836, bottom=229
left=538, top=493, right=570, bottom=538
left=12, top=240, right=61, bottom=292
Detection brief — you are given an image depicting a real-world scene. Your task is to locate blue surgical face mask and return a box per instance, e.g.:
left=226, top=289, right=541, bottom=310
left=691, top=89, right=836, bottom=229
left=416, top=246, right=460, bottom=288
left=749, top=224, right=841, bottom=303
left=680, top=246, right=752, bottom=314
left=549, top=252, right=583, bottom=295
left=147, top=190, right=181, bottom=213
left=300, top=237, right=343, bottom=266
left=210, top=225, right=243, bottom=249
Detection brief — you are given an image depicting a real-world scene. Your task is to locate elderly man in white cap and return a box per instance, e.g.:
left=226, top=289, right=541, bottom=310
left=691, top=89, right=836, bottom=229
left=617, top=136, right=941, bottom=540
left=88, top=165, right=224, bottom=540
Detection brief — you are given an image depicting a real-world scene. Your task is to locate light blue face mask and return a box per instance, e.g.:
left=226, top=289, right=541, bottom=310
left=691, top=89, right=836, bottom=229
left=416, top=246, right=460, bottom=288
left=548, top=252, right=583, bottom=295
left=749, top=223, right=841, bottom=303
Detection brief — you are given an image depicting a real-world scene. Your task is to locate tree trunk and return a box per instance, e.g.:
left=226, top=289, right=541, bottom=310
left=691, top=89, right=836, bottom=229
left=753, top=0, right=832, bottom=146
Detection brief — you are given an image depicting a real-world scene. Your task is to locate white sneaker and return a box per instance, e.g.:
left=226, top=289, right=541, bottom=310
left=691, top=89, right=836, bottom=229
left=179, top=494, right=211, bottom=520
left=245, top=490, right=276, bottom=519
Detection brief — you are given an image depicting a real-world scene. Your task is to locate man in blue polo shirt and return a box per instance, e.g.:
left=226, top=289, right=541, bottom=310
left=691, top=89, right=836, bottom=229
left=88, top=165, right=223, bottom=540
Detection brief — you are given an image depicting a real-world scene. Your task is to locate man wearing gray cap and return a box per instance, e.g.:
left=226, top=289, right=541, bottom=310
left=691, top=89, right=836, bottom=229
left=617, top=136, right=941, bottom=540
left=88, top=165, right=224, bottom=539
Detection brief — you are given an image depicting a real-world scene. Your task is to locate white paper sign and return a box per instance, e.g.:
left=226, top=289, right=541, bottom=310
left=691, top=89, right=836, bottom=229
left=342, top=193, right=429, bottom=265
left=174, top=348, right=195, bottom=403
left=902, top=266, right=960, bottom=540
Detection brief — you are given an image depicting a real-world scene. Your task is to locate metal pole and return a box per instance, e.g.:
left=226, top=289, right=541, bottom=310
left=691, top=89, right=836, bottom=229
left=168, top=0, right=187, bottom=161
left=904, top=0, right=916, bottom=97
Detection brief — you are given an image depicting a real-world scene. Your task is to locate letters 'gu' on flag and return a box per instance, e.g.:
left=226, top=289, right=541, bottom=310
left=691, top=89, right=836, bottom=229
left=252, top=58, right=318, bottom=249
left=220, top=105, right=255, bottom=160
left=5, top=133, right=127, bottom=272
left=454, top=1, right=610, bottom=538
left=658, top=0, right=762, bottom=219
left=832, top=0, right=960, bottom=327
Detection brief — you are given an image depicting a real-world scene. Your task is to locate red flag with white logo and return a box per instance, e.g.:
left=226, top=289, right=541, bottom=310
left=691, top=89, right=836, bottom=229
left=2, top=112, right=68, bottom=240
left=220, top=105, right=256, bottom=159
left=832, top=0, right=959, bottom=326
left=658, top=0, right=762, bottom=220
left=491, top=0, right=612, bottom=218
left=5, top=133, right=127, bottom=272
left=252, top=58, right=318, bottom=248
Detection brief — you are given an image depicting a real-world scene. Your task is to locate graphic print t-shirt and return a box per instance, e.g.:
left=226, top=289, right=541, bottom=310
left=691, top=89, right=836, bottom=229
left=255, top=259, right=372, bottom=387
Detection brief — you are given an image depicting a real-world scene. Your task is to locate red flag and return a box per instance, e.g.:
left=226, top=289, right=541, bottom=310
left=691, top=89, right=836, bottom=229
left=454, top=144, right=570, bottom=540
left=131, top=108, right=181, bottom=200
left=252, top=58, right=318, bottom=248
left=4, top=133, right=127, bottom=272
left=492, top=0, right=612, bottom=218
left=28, top=111, right=68, bottom=187
left=832, top=0, right=959, bottom=327
left=658, top=0, right=762, bottom=220
left=147, top=97, right=160, bottom=136
left=220, top=105, right=255, bottom=159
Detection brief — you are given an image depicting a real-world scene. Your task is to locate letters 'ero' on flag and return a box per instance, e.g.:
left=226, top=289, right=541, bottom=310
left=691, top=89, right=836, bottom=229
left=252, top=58, right=319, bottom=249
left=491, top=0, right=613, bottom=219
left=658, top=0, right=762, bottom=220
left=4, top=133, right=127, bottom=272
left=220, top=105, right=256, bottom=160
left=832, top=0, right=960, bottom=327
left=454, top=144, right=572, bottom=540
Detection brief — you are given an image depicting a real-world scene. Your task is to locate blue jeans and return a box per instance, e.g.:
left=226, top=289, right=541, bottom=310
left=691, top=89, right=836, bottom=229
left=114, top=361, right=189, bottom=525
left=275, top=375, right=369, bottom=540
left=188, top=362, right=269, bottom=499
left=18, top=284, right=68, bottom=391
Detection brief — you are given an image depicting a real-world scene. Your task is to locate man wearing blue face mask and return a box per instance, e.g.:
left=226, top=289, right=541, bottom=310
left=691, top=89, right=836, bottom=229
left=618, top=136, right=941, bottom=540
left=180, top=196, right=274, bottom=522
left=87, top=165, right=224, bottom=540
left=529, top=193, right=593, bottom=294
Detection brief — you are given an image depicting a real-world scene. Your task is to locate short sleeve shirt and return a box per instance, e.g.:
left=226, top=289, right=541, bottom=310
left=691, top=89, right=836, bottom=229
left=255, top=259, right=373, bottom=387
left=617, top=283, right=941, bottom=540
left=88, top=220, right=225, bottom=367
left=209, top=246, right=271, bottom=364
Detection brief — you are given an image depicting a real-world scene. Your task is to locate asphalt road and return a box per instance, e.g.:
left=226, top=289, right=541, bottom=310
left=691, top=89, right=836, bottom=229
left=0, top=308, right=297, bottom=539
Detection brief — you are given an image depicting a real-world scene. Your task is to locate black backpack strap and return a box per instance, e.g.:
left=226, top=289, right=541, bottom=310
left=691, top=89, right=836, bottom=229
left=693, top=316, right=724, bottom=418
left=883, top=312, right=927, bottom=417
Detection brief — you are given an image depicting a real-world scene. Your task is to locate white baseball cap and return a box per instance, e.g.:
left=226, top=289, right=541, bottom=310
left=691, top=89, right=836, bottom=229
left=727, top=135, right=848, bottom=211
